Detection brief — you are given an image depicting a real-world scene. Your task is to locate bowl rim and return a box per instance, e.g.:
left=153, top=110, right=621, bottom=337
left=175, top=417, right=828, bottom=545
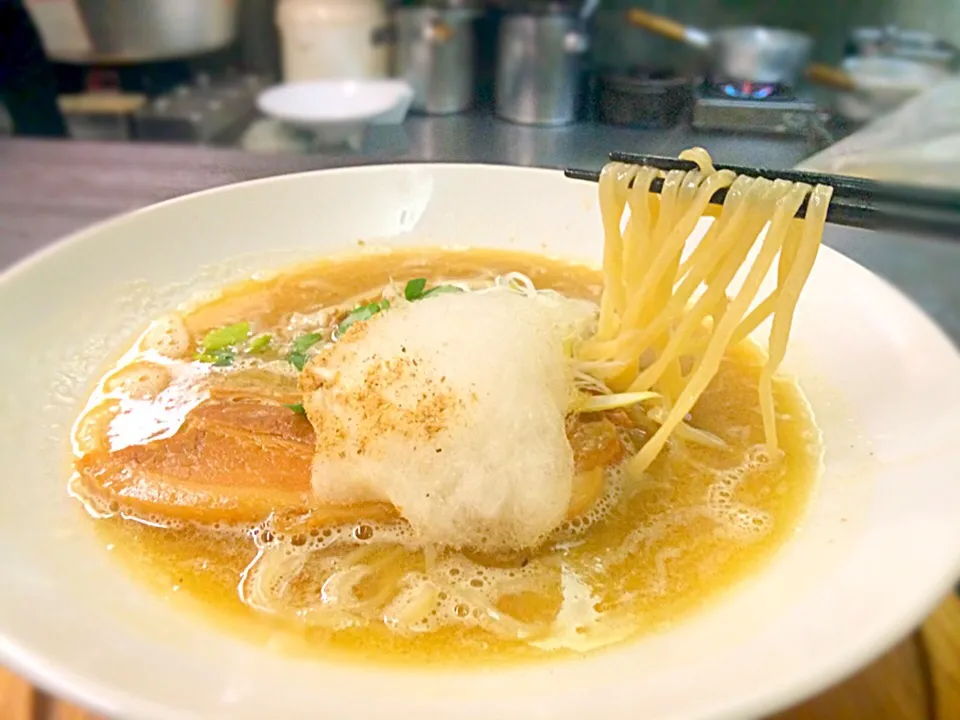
left=2, top=162, right=960, bottom=720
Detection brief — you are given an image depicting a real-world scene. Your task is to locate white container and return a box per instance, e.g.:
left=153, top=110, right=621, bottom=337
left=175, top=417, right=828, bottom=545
left=276, top=0, right=389, bottom=82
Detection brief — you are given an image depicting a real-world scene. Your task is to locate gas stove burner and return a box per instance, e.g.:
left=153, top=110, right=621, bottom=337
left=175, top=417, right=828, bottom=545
left=719, top=81, right=781, bottom=100
left=692, top=81, right=818, bottom=136
left=702, top=79, right=797, bottom=102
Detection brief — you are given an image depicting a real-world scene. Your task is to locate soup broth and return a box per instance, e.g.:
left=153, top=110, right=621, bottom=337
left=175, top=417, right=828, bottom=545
left=71, top=248, right=820, bottom=665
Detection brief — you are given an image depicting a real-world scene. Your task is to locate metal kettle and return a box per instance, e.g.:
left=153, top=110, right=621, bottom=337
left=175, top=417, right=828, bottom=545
left=494, top=1, right=590, bottom=126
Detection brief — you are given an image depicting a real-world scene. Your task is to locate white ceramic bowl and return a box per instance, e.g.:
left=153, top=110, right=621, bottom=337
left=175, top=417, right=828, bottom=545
left=2, top=164, right=960, bottom=720
left=257, top=79, right=413, bottom=147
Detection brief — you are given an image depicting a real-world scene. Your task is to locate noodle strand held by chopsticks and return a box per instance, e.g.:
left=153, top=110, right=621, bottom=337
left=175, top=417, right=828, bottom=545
left=576, top=148, right=832, bottom=473
left=594, top=164, right=638, bottom=343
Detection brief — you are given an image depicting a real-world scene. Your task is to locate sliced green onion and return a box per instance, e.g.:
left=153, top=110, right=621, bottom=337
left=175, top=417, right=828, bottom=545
left=337, top=301, right=383, bottom=335
left=249, top=334, right=272, bottom=353
left=195, top=348, right=235, bottom=367
left=291, top=332, right=323, bottom=354
left=287, top=332, right=324, bottom=371
left=404, top=278, right=427, bottom=301
left=404, top=278, right=463, bottom=303
left=288, top=352, right=308, bottom=372
left=284, top=403, right=306, bottom=416
left=201, top=322, right=250, bottom=351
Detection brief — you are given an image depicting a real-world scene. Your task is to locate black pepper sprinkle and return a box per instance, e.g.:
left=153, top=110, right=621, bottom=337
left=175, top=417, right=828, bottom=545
left=436, top=448, right=442, bottom=453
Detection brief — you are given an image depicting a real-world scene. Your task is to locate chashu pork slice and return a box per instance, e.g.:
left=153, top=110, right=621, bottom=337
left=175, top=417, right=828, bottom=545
left=74, top=384, right=625, bottom=535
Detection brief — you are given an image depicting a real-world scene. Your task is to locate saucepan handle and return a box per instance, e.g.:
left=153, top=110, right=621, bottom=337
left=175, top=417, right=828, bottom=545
left=626, top=8, right=710, bottom=49
left=805, top=63, right=857, bottom=92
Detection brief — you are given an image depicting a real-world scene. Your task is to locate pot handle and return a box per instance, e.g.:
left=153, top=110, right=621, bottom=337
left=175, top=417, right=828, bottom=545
left=626, top=8, right=710, bottom=48
left=806, top=63, right=857, bottom=92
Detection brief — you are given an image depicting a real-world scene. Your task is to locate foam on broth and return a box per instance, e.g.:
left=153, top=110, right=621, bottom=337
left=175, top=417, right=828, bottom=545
left=70, top=248, right=820, bottom=665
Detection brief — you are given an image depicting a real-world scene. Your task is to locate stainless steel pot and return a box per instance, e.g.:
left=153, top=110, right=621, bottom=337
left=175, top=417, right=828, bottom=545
left=395, top=6, right=479, bottom=115
left=37, top=0, right=238, bottom=64
left=627, top=9, right=811, bottom=86
left=495, top=6, right=589, bottom=126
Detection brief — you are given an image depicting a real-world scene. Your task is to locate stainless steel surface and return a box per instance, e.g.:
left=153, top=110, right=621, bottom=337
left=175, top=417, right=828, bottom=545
left=49, top=0, right=238, bottom=64
left=692, top=88, right=818, bottom=136
left=395, top=7, right=478, bottom=115
left=134, top=74, right=268, bottom=144
left=358, top=113, right=817, bottom=170
left=707, top=27, right=812, bottom=85
left=229, top=109, right=822, bottom=167
left=495, top=12, right=588, bottom=126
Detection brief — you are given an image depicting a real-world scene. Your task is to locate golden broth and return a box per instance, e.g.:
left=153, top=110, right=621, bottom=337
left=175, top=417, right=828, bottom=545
left=71, top=248, right=819, bottom=666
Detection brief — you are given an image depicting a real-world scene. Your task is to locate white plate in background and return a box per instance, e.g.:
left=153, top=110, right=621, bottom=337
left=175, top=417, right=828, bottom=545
left=257, top=79, right=414, bottom=147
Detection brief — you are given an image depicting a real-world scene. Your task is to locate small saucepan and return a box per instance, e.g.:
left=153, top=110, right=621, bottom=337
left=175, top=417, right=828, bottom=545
left=627, top=8, right=812, bottom=86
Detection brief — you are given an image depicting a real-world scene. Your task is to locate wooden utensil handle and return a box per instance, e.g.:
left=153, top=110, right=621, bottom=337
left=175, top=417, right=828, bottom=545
left=626, top=8, right=688, bottom=43
left=806, top=63, right=857, bottom=92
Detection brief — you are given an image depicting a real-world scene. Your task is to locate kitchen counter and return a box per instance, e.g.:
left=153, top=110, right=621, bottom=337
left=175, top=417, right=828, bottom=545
left=344, top=114, right=822, bottom=169
left=1, top=128, right=958, bottom=343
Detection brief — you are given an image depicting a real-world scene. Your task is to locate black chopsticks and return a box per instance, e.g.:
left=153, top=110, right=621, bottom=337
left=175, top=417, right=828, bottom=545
left=565, top=153, right=960, bottom=240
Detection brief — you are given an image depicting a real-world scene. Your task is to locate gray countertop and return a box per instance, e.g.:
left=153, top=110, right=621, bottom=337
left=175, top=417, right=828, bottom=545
left=232, top=113, right=823, bottom=169
left=358, top=115, right=820, bottom=169
left=1, top=120, right=958, bottom=343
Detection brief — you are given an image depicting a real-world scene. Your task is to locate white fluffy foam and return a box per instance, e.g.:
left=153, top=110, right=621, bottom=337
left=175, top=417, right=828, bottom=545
left=138, top=313, right=190, bottom=359
left=705, top=445, right=776, bottom=539
left=302, top=288, right=589, bottom=550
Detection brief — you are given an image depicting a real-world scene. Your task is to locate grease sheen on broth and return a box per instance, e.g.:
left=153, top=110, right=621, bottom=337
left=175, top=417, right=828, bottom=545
left=71, top=248, right=819, bottom=665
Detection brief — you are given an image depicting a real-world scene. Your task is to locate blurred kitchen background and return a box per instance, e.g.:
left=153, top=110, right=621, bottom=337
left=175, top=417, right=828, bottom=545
left=2, top=0, right=960, bottom=181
